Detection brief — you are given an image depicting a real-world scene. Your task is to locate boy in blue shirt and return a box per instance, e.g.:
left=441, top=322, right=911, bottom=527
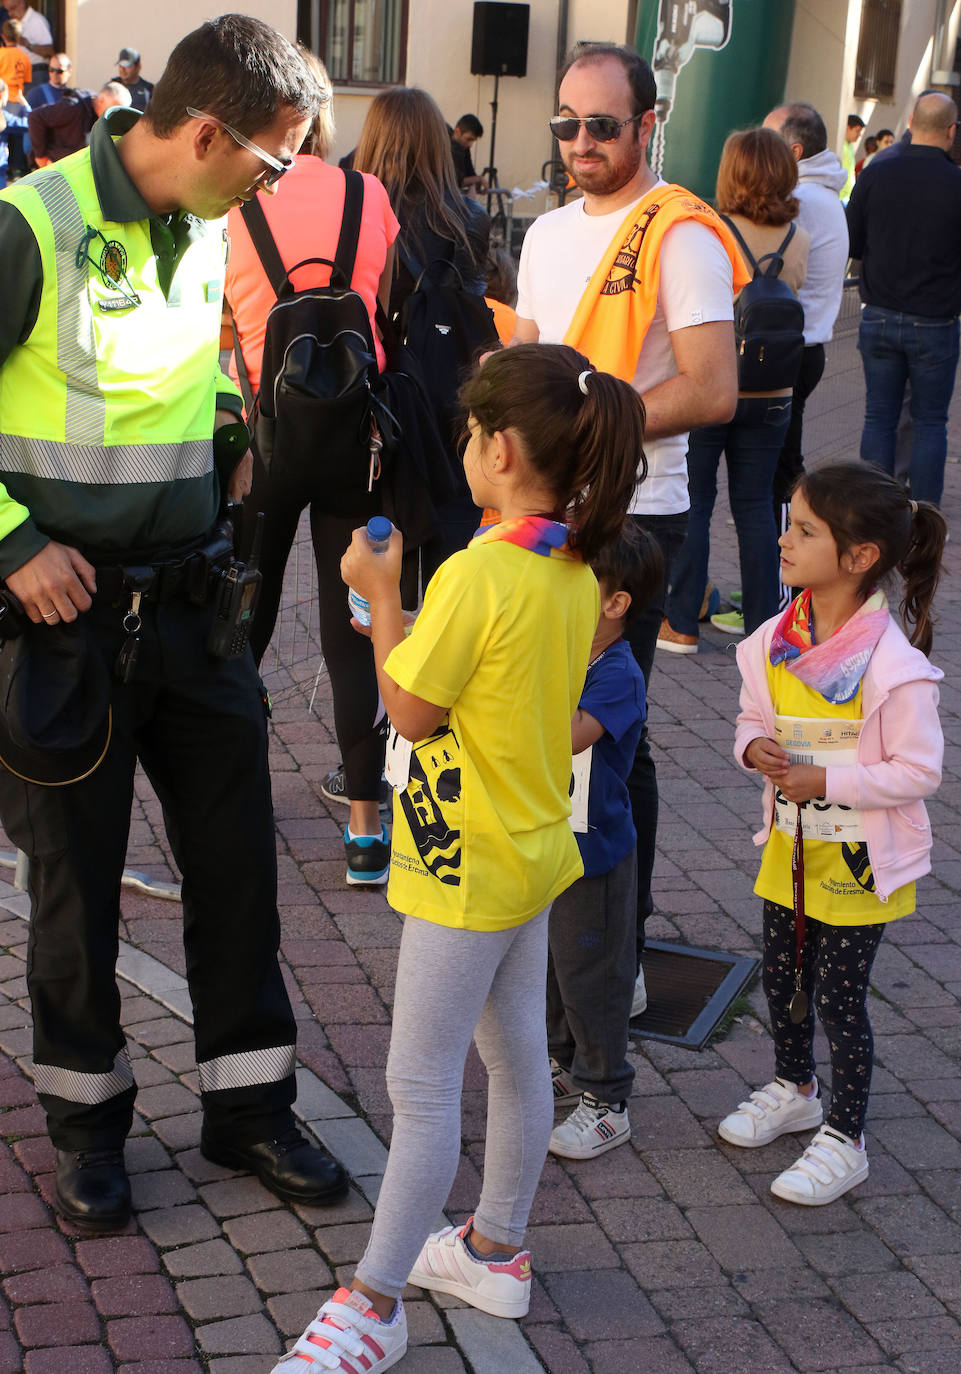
left=548, top=530, right=662, bottom=1158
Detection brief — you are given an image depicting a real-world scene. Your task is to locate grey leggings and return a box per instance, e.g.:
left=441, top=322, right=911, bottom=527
left=355, top=908, right=553, bottom=1301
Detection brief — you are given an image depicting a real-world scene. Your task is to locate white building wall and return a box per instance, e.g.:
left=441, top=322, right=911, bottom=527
left=785, top=0, right=960, bottom=156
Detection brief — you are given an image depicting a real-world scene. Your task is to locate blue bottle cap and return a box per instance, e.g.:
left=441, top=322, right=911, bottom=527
left=366, top=516, right=393, bottom=543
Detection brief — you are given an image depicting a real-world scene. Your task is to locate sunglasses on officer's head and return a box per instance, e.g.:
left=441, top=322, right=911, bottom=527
left=549, top=113, right=644, bottom=143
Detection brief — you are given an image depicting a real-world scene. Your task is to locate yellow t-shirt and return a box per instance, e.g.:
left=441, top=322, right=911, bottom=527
left=755, top=659, right=914, bottom=924
left=384, top=537, right=599, bottom=930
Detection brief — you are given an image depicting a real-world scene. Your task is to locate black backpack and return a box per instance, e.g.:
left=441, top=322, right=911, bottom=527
left=238, top=170, right=400, bottom=514
left=397, top=247, right=499, bottom=447
left=722, top=216, right=805, bottom=392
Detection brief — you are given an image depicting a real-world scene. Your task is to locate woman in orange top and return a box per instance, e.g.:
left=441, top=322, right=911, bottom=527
left=226, top=56, right=399, bottom=885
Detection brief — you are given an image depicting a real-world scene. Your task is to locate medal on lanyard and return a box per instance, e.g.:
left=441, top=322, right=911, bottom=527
left=789, top=809, right=808, bottom=1023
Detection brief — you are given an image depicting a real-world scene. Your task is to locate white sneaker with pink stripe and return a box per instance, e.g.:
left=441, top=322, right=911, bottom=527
left=271, top=1287, right=407, bottom=1373
left=407, top=1218, right=532, bottom=1318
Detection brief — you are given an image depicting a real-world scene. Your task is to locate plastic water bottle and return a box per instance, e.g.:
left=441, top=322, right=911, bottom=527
left=347, top=516, right=393, bottom=627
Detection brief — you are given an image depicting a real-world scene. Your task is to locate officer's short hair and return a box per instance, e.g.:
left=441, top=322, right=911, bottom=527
left=145, top=13, right=323, bottom=139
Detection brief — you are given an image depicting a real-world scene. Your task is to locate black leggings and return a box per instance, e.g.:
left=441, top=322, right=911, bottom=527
left=762, top=899, right=885, bottom=1141
left=242, top=461, right=385, bottom=803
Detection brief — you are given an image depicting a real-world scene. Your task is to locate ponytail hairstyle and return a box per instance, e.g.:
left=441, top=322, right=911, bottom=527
left=459, top=344, right=645, bottom=563
left=795, top=462, right=946, bottom=655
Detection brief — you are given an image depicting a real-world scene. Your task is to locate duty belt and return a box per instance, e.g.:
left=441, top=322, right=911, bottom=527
left=89, top=527, right=235, bottom=607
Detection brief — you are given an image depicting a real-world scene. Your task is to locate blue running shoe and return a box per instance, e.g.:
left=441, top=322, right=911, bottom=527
left=344, top=825, right=390, bottom=886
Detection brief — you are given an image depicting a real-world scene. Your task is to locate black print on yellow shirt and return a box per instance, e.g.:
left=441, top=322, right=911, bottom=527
left=841, top=842, right=875, bottom=893
left=400, top=727, right=462, bottom=886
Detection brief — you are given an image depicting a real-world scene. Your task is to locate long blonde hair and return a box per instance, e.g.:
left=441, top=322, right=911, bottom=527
left=299, top=48, right=335, bottom=159
left=354, top=86, right=472, bottom=256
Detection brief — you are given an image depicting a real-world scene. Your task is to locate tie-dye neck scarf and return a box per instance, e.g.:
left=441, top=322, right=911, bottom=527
left=769, top=590, right=889, bottom=705
left=472, top=516, right=578, bottom=560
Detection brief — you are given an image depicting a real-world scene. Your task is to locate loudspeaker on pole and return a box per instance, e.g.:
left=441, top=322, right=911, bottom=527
left=470, top=1, right=530, bottom=78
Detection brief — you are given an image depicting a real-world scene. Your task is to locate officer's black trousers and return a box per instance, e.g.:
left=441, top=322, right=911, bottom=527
left=0, top=596, right=297, bottom=1151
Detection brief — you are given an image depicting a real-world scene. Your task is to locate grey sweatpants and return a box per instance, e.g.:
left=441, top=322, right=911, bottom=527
left=355, top=908, right=553, bottom=1301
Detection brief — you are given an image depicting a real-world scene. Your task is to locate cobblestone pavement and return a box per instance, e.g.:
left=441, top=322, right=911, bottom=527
left=2, top=329, right=961, bottom=1372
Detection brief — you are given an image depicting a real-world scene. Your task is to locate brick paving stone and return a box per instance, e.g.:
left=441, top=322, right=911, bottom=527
left=524, top=1223, right=620, bottom=1272
left=524, top=1325, right=592, bottom=1374
left=867, top=1316, right=961, bottom=1358
left=794, top=1229, right=902, bottom=1276
left=162, top=1239, right=245, bottom=1280
left=309, top=1221, right=372, bottom=1266
left=222, top=1208, right=310, bottom=1255
left=906, top=1256, right=961, bottom=1303
left=90, top=1273, right=179, bottom=1317
left=584, top=1336, right=698, bottom=1374
left=404, top=1300, right=446, bottom=1345
left=3, top=1265, right=89, bottom=1305
left=558, top=1149, right=663, bottom=1201
left=856, top=1197, right=961, bottom=1257
left=198, top=1176, right=282, bottom=1219
left=206, top=1361, right=275, bottom=1374
left=870, top=1116, right=961, bottom=1170
left=23, top=1348, right=114, bottom=1374
left=672, top=1316, right=797, bottom=1374
left=266, top=1289, right=322, bottom=1337
left=14, top=1300, right=102, bottom=1348
left=758, top=1299, right=887, bottom=1369
left=194, top=1314, right=282, bottom=1356
left=130, top=1168, right=197, bottom=1211
left=641, top=1148, right=758, bottom=1208
left=541, top=1270, right=664, bottom=1340
left=176, top=1274, right=263, bottom=1322
left=124, top=1135, right=174, bottom=1174
left=135, top=1082, right=201, bottom=1121
left=246, top=1248, right=332, bottom=1295
left=151, top=1113, right=205, bottom=1152
left=10, top=1136, right=55, bottom=1175
left=74, top=1236, right=161, bottom=1277
left=730, top=1268, right=833, bottom=1304
left=107, top=1315, right=195, bottom=1361
left=118, top=1363, right=204, bottom=1374
left=0, top=1193, right=50, bottom=1234
left=649, top=1283, right=753, bottom=1321
left=684, top=1204, right=805, bottom=1272
left=0, top=1230, right=72, bottom=1276
left=138, top=1204, right=222, bottom=1248
left=622, top=1240, right=725, bottom=1290
left=588, top=1196, right=693, bottom=1243
left=293, top=1186, right=373, bottom=1228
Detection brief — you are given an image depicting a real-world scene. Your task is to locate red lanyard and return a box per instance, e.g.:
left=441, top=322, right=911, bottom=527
left=789, top=809, right=809, bottom=1023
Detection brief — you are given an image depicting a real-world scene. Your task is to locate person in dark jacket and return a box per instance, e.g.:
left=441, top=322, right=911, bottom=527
left=28, top=78, right=128, bottom=163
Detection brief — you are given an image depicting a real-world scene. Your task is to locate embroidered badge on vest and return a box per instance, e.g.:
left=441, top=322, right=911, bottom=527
left=99, top=240, right=127, bottom=286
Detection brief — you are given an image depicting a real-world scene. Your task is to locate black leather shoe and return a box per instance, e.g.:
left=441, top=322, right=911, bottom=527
left=55, top=1148, right=132, bottom=1232
left=200, top=1127, right=349, bottom=1204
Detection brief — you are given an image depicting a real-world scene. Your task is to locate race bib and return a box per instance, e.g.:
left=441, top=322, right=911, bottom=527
left=773, top=715, right=864, bottom=842
left=568, top=747, right=591, bottom=834
left=384, top=723, right=412, bottom=792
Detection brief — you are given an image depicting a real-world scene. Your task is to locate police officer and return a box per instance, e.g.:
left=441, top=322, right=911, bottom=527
left=0, top=14, right=347, bottom=1231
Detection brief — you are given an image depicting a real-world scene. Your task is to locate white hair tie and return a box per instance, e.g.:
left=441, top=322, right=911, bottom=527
left=577, top=370, right=592, bottom=395
left=910, top=499, right=919, bottom=514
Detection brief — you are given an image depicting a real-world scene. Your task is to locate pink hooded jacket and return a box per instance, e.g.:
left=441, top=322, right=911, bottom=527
left=734, top=614, right=943, bottom=901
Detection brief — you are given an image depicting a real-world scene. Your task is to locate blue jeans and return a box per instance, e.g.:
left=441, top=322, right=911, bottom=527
left=667, top=397, right=791, bottom=637
left=858, top=305, right=961, bottom=506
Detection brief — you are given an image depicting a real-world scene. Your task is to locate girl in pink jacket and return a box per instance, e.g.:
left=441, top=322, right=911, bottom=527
left=722, top=462, right=945, bottom=1206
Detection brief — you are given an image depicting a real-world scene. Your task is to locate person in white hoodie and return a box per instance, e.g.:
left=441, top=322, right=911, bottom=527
left=764, top=102, right=849, bottom=603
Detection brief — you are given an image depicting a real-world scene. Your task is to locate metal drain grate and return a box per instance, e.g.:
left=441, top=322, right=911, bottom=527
left=629, top=940, right=760, bottom=1051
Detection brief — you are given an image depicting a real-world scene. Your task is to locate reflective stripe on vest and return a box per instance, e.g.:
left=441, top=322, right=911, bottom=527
left=2, top=434, right=213, bottom=485
left=32, top=168, right=105, bottom=446
left=197, top=1044, right=296, bottom=1094
left=33, top=1048, right=135, bottom=1105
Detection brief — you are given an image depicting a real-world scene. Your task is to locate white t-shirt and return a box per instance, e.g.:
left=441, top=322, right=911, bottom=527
left=516, top=187, right=734, bottom=515
left=20, top=6, right=53, bottom=63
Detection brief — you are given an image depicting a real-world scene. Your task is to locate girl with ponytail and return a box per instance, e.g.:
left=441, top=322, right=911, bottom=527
left=276, top=345, right=642, bottom=1373
left=723, top=461, right=945, bottom=1208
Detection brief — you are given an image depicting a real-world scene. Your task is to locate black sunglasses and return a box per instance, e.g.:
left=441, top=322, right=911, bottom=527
left=548, top=113, right=643, bottom=143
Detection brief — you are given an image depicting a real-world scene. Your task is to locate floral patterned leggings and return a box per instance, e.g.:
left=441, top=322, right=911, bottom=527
left=762, top=900, right=886, bottom=1141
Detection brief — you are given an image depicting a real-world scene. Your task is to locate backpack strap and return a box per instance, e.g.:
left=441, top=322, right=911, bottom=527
left=240, top=195, right=289, bottom=296
left=333, top=167, right=365, bottom=284
left=722, top=213, right=797, bottom=280
left=720, top=213, right=760, bottom=275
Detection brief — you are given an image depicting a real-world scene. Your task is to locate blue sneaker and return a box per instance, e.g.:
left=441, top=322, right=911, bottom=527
left=344, top=825, right=390, bottom=886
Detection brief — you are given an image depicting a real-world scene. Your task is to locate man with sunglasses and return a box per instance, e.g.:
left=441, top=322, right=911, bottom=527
left=515, top=41, right=740, bottom=1012
left=0, top=15, right=349, bottom=1233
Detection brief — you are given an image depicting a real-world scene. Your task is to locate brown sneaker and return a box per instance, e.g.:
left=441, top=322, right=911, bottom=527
left=656, top=619, right=698, bottom=654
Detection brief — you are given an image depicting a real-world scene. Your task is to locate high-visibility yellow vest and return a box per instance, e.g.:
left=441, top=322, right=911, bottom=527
left=0, top=148, right=236, bottom=554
